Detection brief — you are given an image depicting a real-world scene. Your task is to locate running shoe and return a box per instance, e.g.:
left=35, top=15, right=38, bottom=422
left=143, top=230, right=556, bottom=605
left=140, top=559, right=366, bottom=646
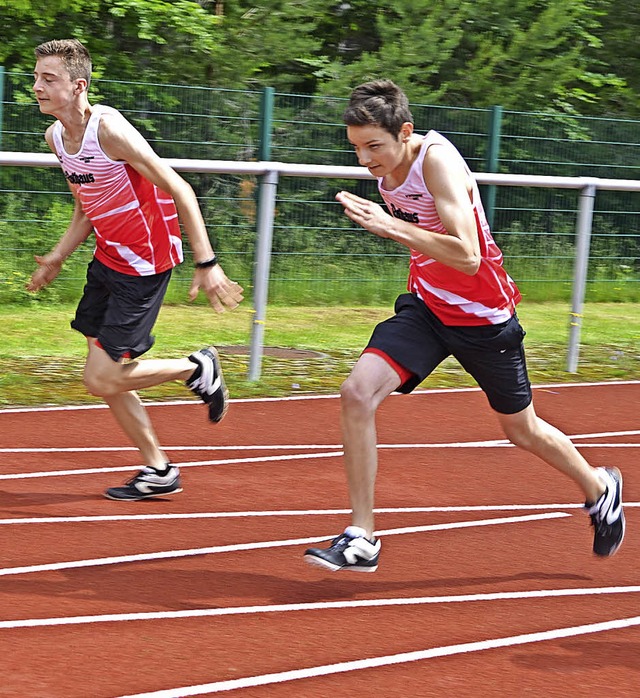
left=304, top=526, right=381, bottom=572
left=186, top=346, right=228, bottom=423
left=586, top=466, right=625, bottom=557
left=104, top=465, right=182, bottom=501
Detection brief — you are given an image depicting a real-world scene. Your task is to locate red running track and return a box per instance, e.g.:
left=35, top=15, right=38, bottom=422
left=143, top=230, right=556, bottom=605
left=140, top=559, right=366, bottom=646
left=0, top=381, right=638, bottom=697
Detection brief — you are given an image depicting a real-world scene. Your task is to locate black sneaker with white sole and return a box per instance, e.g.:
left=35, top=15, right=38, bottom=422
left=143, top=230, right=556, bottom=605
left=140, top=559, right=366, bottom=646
left=104, top=465, right=182, bottom=501
left=186, top=346, right=228, bottom=423
left=586, top=466, right=625, bottom=557
left=304, top=526, right=381, bottom=572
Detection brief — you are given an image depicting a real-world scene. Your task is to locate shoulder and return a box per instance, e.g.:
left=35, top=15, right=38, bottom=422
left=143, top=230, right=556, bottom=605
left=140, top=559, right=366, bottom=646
left=423, top=140, right=458, bottom=177
left=95, top=106, right=149, bottom=159
left=423, top=132, right=465, bottom=174
left=96, top=106, right=134, bottom=137
left=423, top=138, right=471, bottom=196
left=93, top=106, right=159, bottom=165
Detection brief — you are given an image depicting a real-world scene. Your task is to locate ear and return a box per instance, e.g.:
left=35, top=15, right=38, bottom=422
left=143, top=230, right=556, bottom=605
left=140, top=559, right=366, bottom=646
left=400, top=121, right=414, bottom=143
left=74, top=78, right=88, bottom=94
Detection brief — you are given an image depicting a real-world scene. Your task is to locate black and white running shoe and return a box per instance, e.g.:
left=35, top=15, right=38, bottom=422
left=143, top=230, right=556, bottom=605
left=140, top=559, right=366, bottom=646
left=586, top=466, right=625, bottom=557
left=186, top=346, right=228, bottom=423
left=304, top=526, right=381, bottom=572
left=104, top=465, right=182, bottom=501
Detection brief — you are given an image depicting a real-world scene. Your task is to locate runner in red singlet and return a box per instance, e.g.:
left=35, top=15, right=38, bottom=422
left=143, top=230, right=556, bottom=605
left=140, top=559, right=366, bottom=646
left=305, top=80, right=624, bottom=571
left=28, top=39, right=244, bottom=501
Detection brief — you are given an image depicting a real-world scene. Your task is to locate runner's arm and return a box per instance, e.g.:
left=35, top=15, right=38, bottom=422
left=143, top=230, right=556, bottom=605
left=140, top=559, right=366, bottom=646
left=335, top=146, right=481, bottom=275
left=27, top=169, right=94, bottom=292
left=97, top=112, right=243, bottom=312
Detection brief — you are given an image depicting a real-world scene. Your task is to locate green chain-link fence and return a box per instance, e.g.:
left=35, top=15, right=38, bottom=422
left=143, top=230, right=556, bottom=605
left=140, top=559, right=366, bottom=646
left=1, top=72, right=638, bottom=306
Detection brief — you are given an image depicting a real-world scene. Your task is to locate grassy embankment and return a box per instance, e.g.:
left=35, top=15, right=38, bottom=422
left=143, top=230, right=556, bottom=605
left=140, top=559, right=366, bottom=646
left=0, top=302, right=638, bottom=407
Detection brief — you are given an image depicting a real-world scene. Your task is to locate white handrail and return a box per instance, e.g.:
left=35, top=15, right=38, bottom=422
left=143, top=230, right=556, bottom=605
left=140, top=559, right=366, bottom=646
left=1, top=151, right=637, bottom=377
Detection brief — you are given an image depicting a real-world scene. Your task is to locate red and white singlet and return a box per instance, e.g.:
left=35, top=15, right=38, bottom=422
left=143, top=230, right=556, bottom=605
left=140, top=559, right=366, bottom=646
left=51, top=105, right=183, bottom=276
left=378, top=130, right=521, bottom=325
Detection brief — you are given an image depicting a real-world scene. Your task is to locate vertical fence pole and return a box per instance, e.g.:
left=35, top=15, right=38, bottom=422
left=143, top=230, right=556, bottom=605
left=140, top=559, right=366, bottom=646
left=483, top=105, right=502, bottom=229
left=567, top=181, right=597, bottom=373
left=248, top=169, right=279, bottom=380
left=0, top=67, right=5, bottom=149
left=248, top=87, right=276, bottom=380
left=257, top=87, right=274, bottom=162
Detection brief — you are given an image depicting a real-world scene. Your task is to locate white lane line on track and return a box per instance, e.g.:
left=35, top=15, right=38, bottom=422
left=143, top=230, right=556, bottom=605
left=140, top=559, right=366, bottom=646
left=0, top=451, right=344, bottom=480
left=2, top=440, right=639, bottom=456
left=0, top=380, right=640, bottom=416
left=1, top=430, right=638, bottom=454
left=2, top=431, right=638, bottom=481
left=6, top=502, right=640, bottom=527
left=115, top=614, right=640, bottom=697
left=0, top=379, right=638, bottom=414
left=0, top=445, right=342, bottom=453
left=0, top=513, right=569, bottom=577
left=2, top=585, right=639, bottom=630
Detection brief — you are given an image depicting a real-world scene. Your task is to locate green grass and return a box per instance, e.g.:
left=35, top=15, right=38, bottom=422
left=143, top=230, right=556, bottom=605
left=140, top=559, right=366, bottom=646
left=0, top=301, right=638, bottom=407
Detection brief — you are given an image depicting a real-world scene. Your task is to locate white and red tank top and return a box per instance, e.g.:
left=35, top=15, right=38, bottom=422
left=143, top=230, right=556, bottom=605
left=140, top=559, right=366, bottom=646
left=378, top=130, right=521, bottom=325
left=51, top=105, right=183, bottom=276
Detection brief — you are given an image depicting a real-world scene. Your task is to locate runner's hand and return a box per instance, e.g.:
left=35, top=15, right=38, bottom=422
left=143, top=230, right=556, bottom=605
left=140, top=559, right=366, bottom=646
left=189, top=264, right=244, bottom=313
left=27, top=253, right=64, bottom=292
left=336, top=190, right=393, bottom=239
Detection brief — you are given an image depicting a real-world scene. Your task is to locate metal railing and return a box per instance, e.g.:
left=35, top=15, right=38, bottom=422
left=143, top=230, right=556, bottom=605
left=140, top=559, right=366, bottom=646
left=1, top=150, right=638, bottom=378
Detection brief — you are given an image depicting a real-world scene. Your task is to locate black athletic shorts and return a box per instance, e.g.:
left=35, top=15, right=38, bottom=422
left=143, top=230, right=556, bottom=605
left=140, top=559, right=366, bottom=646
left=71, top=258, right=172, bottom=362
left=366, top=293, right=532, bottom=415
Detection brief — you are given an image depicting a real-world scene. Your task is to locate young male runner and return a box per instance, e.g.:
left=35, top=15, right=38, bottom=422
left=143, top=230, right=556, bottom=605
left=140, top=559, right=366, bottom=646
left=304, top=79, right=624, bottom=571
left=29, top=39, right=243, bottom=501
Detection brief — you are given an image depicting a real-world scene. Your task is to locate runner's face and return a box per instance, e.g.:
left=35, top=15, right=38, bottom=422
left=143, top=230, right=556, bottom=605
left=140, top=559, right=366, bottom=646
left=346, top=124, right=407, bottom=177
left=33, top=56, right=78, bottom=115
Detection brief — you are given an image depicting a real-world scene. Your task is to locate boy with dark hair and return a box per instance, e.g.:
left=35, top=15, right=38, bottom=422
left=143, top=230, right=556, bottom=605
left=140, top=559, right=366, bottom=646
left=305, top=79, right=624, bottom=571
left=30, top=39, right=244, bottom=501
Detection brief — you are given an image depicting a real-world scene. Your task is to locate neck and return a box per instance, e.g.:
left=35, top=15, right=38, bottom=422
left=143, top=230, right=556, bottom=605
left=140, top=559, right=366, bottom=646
left=57, top=100, right=93, bottom=138
left=383, top=134, right=423, bottom=189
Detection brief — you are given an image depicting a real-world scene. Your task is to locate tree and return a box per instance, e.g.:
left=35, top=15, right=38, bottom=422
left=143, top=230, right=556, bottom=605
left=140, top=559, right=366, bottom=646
left=313, top=0, right=629, bottom=115
left=589, top=1, right=640, bottom=116
left=0, top=0, right=637, bottom=115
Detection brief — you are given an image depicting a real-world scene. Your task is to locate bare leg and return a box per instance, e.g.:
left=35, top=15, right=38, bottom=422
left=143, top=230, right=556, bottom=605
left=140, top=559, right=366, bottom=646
left=340, top=353, right=401, bottom=538
left=495, top=402, right=605, bottom=503
left=83, top=339, right=191, bottom=469
left=104, top=391, right=168, bottom=469
left=83, top=339, right=195, bottom=397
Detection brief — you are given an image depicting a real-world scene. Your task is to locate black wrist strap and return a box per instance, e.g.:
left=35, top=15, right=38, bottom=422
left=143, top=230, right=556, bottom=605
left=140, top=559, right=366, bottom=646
left=194, top=255, right=218, bottom=269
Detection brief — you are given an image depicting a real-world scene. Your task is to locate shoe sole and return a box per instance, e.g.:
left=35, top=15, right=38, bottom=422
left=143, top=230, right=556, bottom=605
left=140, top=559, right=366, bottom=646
left=202, top=347, right=228, bottom=423
left=303, top=553, right=378, bottom=573
left=595, top=466, right=625, bottom=557
left=610, top=467, right=625, bottom=556
left=103, top=487, right=184, bottom=501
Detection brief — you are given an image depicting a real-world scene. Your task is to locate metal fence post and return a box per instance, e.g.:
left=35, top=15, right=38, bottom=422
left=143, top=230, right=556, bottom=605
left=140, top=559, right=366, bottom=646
left=0, top=67, right=5, bottom=149
left=567, top=181, right=597, bottom=373
left=257, top=87, right=274, bottom=161
left=247, top=87, right=275, bottom=381
left=248, top=169, right=279, bottom=380
left=483, top=105, right=502, bottom=229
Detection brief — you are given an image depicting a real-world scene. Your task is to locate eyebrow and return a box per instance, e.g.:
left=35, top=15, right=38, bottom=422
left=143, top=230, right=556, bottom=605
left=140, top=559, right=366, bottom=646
left=348, top=138, right=383, bottom=146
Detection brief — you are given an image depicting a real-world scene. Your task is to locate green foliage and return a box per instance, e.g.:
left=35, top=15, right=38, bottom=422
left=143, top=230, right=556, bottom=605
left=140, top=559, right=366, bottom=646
left=0, top=0, right=638, bottom=308
left=313, top=0, right=628, bottom=115
left=0, top=0, right=636, bottom=116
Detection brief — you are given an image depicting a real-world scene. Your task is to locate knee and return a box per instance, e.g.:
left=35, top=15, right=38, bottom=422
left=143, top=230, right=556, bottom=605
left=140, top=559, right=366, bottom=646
left=501, top=420, right=537, bottom=451
left=83, top=367, right=118, bottom=398
left=340, top=375, right=376, bottom=417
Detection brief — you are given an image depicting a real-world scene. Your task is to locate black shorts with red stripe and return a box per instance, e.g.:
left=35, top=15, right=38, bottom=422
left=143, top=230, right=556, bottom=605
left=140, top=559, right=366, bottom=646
left=70, top=258, right=172, bottom=362
left=365, top=293, right=532, bottom=415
